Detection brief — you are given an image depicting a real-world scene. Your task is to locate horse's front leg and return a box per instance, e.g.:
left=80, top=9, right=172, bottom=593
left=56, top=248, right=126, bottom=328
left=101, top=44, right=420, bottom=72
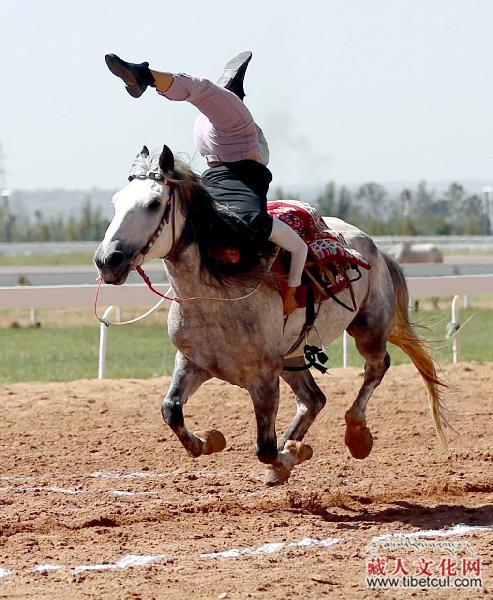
left=161, top=351, right=225, bottom=458
left=278, top=361, right=327, bottom=450
left=249, top=374, right=313, bottom=487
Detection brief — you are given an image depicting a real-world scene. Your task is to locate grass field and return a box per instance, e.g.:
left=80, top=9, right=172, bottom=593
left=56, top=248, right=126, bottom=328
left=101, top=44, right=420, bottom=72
left=0, top=252, right=166, bottom=267
left=0, top=308, right=491, bottom=383
left=0, top=251, right=96, bottom=267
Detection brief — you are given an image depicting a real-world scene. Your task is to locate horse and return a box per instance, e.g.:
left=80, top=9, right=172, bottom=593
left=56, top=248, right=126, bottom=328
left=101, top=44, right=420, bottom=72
left=387, top=242, right=444, bottom=310
left=387, top=241, right=443, bottom=264
left=94, top=145, right=449, bottom=486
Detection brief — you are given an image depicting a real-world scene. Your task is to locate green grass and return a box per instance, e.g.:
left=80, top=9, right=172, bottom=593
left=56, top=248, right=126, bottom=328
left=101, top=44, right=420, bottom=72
left=0, top=251, right=96, bottom=267
left=339, top=308, right=492, bottom=369
left=0, top=324, right=176, bottom=383
left=0, top=252, right=167, bottom=267
left=0, top=308, right=491, bottom=384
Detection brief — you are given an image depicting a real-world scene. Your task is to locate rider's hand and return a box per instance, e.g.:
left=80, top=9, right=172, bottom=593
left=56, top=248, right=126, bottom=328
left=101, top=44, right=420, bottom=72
left=283, top=287, right=299, bottom=315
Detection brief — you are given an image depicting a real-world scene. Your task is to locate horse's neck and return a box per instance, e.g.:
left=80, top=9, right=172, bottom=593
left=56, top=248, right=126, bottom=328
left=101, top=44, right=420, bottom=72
left=164, top=247, right=211, bottom=298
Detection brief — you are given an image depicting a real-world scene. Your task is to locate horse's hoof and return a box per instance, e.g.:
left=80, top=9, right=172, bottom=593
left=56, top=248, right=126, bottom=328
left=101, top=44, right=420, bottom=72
left=284, top=440, right=313, bottom=464
left=186, top=435, right=204, bottom=458
left=345, top=424, right=373, bottom=459
left=264, top=465, right=291, bottom=487
left=263, top=442, right=313, bottom=486
left=194, top=429, right=226, bottom=455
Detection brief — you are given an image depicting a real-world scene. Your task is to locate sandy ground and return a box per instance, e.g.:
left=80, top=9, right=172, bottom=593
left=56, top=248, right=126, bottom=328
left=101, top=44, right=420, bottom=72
left=0, top=363, right=492, bottom=599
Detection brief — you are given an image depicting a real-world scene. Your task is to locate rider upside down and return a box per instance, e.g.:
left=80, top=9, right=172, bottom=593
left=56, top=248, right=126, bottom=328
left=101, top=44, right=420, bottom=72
left=105, top=51, right=308, bottom=315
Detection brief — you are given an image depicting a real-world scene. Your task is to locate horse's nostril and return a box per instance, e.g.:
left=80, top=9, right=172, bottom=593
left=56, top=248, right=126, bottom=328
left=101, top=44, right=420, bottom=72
left=105, top=251, right=126, bottom=269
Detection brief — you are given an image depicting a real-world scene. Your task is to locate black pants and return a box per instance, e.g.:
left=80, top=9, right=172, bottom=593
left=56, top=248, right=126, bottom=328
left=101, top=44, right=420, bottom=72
left=202, top=160, right=274, bottom=241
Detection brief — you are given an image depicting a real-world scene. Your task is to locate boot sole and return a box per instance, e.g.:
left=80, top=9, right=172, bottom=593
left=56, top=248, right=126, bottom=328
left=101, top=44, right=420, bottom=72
left=217, top=51, right=252, bottom=88
left=105, top=54, right=145, bottom=98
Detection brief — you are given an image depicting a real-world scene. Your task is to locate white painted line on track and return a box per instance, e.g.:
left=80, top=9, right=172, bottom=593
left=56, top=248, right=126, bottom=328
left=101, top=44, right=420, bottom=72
left=32, top=564, right=62, bottom=574
left=1, top=524, right=493, bottom=582
left=89, top=469, right=237, bottom=480
left=405, top=524, right=493, bottom=537
left=0, top=536, right=342, bottom=581
left=90, top=470, right=171, bottom=480
left=22, top=486, right=83, bottom=495
left=16, top=486, right=158, bottom=497
left=1, top=468, right=248, bottom=485
left=109, top=490, right=156, bottom=497
left=199, top=537, right=340, bottom=559
left=372, top=523, right=493, bottom=544
left=74, top=554, right=170, bottom=574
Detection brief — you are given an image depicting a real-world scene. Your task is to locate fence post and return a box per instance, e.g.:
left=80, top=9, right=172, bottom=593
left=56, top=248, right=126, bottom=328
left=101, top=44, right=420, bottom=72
left=30, top=308, right=38, bottom=326
left=450, top=295, right=461, bottom=364
left=98, top=306, right=115, bottom=380
left=343, top=331, right=349, bottom=368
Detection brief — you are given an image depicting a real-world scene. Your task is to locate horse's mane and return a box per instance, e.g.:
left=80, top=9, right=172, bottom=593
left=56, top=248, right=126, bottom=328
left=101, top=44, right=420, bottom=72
left=152, top=156, right=275, bottom=287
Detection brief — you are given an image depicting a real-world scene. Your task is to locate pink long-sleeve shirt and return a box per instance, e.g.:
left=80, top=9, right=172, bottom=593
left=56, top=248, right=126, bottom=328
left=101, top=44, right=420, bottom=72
left=160, top=74, right=269, bottom=165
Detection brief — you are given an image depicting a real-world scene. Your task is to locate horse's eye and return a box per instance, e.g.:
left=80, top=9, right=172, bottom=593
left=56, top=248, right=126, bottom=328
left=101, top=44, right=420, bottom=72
left=148, top=199, right=161, bottom=210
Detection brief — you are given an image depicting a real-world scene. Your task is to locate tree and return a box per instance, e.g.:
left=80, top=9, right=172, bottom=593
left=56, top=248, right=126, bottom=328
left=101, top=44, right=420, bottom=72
left=356, top=183, right=387, bottom=218
left=315, top=181, right=337, bottom=216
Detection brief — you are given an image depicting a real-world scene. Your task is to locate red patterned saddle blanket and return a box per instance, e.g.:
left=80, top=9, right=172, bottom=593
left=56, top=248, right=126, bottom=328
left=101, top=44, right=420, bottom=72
left=267, top=200, right=371, bottom=307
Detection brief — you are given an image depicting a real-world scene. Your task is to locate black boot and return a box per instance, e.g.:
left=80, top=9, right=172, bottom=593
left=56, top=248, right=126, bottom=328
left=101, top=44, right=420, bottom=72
left=105, top=54, right=155, bottom=98
left=217, top=51, right=252, bottom=100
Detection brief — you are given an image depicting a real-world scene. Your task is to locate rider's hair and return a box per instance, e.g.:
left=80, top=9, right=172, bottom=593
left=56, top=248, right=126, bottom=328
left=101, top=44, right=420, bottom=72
left=164, top=160, right=275, bottom=288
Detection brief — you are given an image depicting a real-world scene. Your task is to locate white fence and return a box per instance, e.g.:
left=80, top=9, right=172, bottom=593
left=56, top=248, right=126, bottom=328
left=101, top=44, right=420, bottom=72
left=1, top=275, right=492, bottom=377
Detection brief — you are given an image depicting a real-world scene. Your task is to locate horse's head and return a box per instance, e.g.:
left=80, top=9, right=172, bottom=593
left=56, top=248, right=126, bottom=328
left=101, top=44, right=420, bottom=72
left=94, top=145, right=178, bottom=284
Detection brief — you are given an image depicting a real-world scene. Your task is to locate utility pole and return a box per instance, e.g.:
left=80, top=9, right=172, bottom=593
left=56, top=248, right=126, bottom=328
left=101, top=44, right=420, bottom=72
left=482, top=187, right=492, bottom=236
left=0, top=143, right=13, bottom=242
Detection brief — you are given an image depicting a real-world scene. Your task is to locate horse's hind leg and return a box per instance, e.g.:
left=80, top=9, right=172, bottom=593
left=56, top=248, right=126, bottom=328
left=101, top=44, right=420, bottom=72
left=161, top=351, right=225, bottom=458
left=278, top=362, right=326, bottom=450
left=345, top=314, right=392, bottom=459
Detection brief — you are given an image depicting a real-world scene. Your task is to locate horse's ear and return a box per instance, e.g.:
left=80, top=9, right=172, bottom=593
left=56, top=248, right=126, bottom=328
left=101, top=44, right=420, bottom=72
left=159, top=144, right=174, bottom=173
left=138, top=145, right=149, bottom=158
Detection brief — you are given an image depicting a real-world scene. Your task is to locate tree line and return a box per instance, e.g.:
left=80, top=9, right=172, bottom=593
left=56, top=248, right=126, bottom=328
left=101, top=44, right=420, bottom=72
left=277, top=180, right=491, bottom=236
left=0, top=181, right=491, bottom=242
left=0, top=197, right=109, bottom=242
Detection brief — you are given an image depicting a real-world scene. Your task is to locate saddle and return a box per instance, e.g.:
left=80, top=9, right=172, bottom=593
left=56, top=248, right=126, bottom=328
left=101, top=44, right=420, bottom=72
left=267, top=200, right=371, bottom=311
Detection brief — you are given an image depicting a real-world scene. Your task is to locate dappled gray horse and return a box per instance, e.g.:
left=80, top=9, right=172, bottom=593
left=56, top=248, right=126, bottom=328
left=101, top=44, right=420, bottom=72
left=387, top=242, right=443, bottom=264
left=387, top=242, right=443, bottom=309
left=94, top=146, right=449, bottom=486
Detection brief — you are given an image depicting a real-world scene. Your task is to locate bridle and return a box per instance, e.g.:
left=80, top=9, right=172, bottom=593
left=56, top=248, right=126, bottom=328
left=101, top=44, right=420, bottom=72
left=131, top=171, right=177, bottom=264
left=127, top=173, right=181, bottom=302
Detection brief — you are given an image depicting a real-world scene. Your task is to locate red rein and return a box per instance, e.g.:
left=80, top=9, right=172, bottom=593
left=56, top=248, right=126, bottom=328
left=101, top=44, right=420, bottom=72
left=135, top=265, right=181, bottom=303
left=94, top=265, right=180, bottom=326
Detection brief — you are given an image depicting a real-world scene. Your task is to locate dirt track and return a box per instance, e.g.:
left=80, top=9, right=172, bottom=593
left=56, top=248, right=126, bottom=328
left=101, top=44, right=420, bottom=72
left=0, top=363, right=492, bottom=598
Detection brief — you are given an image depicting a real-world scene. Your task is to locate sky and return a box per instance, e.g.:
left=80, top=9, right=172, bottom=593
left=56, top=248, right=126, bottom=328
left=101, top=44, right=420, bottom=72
left=1, top=0, right=492, bottom=191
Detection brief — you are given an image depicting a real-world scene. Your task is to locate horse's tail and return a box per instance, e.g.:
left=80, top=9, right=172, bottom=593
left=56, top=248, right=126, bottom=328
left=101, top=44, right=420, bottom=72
left=383, top=252, right=451, bottom=448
